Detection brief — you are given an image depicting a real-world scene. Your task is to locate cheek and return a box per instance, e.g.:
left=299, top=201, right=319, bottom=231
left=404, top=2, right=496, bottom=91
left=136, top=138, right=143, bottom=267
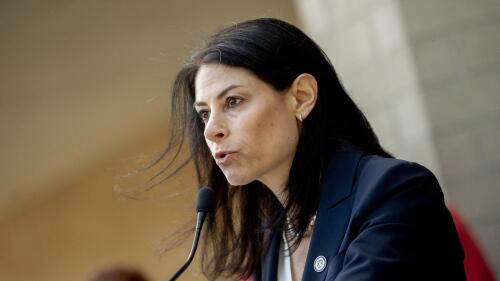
left=249, top=107, right=298, bottom=158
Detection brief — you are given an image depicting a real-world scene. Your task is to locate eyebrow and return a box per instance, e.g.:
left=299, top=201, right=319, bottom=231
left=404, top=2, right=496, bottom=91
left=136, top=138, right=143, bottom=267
left=193, top=84, right=242, bottom=107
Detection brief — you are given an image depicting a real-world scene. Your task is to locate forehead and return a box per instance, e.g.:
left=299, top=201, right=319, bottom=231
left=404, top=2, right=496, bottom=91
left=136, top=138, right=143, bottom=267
left=194, top=64, right=256, bottom=101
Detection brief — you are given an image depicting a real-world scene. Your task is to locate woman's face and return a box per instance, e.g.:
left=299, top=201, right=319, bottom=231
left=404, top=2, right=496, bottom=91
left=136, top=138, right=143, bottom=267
left=194, top=64, right=299, bottom=190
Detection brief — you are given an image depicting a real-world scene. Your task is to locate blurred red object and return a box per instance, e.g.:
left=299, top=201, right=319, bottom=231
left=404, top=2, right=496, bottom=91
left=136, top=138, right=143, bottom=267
left=450, top=206, right=496, bottom=281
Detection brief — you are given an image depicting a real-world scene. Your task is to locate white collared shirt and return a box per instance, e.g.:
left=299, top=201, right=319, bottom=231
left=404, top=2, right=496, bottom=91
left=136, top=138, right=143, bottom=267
left=277, top=233, right=293, bottom=281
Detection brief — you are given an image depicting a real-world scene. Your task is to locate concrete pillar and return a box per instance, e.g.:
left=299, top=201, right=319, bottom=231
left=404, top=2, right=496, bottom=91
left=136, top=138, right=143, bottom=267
left=295, top=0, right=500, bottom=276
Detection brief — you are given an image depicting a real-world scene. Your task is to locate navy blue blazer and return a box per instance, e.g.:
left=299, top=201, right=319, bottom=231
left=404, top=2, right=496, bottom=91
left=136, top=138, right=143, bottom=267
left=252, top=147, right=465, bottom=281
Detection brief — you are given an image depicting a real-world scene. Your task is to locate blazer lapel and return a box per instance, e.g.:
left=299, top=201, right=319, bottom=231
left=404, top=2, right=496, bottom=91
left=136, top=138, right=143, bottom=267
left=301, top=147, right=364, bottom=281
left=255, top=228, right=281, bottom=281
left=254, top=146, right=363, bottom=281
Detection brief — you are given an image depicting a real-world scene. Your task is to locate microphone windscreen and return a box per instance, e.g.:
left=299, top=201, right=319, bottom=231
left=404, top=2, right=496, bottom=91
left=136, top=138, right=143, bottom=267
left=196, top=186, right=215, bottom=213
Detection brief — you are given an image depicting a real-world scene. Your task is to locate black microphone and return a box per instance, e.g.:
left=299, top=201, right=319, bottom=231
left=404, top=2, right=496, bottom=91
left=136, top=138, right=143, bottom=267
left=168, top=186, right=215, bottom=281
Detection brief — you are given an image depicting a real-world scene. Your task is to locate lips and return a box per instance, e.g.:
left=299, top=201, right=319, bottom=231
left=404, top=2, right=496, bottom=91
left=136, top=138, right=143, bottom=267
left=214, top=151, right=235, bottom=165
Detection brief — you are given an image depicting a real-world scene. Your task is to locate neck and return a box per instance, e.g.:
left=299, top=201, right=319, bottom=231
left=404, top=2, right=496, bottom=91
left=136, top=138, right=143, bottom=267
left=259, top=178, right=288, bottom=207
left=258, top=164, right=292, bottom=207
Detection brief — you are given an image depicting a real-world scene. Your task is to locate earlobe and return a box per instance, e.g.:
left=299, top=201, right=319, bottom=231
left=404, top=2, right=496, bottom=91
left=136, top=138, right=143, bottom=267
left=297, top=113, right=303, bottom=122
left=292, top=73, right=318, bottom=121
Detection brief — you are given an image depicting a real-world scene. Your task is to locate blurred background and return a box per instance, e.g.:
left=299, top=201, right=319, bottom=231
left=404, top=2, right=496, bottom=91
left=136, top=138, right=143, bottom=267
left=0, top=0, right=498, bottom=280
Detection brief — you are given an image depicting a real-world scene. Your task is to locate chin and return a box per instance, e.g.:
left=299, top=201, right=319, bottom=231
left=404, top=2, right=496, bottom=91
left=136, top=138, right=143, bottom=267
left=224, top=172, right=254, bottom=186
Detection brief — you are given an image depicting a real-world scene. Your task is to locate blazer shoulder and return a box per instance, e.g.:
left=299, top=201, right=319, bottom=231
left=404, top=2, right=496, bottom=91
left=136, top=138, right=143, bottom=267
left=355, top=155, right=440, bottom=197
left=351, top=154, right=447, bottom=226
left=358, top=154, right=435, bottom=182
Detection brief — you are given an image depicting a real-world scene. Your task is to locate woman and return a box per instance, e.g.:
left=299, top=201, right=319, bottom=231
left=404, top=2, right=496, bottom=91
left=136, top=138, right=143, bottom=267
left=163, top=18, right=465, bottom=280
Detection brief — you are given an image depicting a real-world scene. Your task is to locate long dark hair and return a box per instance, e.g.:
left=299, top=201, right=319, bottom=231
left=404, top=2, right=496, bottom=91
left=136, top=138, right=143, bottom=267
left=159, top=18, right=391, bottom=280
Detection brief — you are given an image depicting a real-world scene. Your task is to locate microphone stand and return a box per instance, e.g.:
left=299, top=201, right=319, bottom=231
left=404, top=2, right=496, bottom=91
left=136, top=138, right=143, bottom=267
left=168, top=211, right=207, bottom=281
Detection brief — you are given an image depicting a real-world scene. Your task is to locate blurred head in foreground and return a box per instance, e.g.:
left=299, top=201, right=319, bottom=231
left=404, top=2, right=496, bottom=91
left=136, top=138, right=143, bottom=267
left=89, top=265, right=148, bottom=281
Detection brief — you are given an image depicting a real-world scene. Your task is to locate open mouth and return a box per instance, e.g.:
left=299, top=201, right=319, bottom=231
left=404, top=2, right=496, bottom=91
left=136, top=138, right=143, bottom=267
left=215, top=151, right=234, bottom=165
left=215, top=151, right=230, bottom=159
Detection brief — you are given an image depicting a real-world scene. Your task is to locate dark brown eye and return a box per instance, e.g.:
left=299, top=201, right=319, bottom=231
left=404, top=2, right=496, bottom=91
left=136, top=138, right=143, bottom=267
left=226, top=96, right=242, bottom=108
left=198, top=110, right=210, bottom=123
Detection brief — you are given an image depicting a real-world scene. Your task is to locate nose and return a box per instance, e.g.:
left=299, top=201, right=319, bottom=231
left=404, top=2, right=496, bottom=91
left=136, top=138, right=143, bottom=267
left=203, top=112, right=228, bottom=143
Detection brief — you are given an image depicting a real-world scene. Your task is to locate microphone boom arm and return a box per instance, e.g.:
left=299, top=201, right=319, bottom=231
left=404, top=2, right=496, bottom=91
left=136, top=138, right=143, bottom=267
left=168, top=212, right=207, bottom=281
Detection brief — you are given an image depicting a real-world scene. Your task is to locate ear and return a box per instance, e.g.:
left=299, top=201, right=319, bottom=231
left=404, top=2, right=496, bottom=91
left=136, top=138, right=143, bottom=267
left=289, top=73, right=318, bottom=121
